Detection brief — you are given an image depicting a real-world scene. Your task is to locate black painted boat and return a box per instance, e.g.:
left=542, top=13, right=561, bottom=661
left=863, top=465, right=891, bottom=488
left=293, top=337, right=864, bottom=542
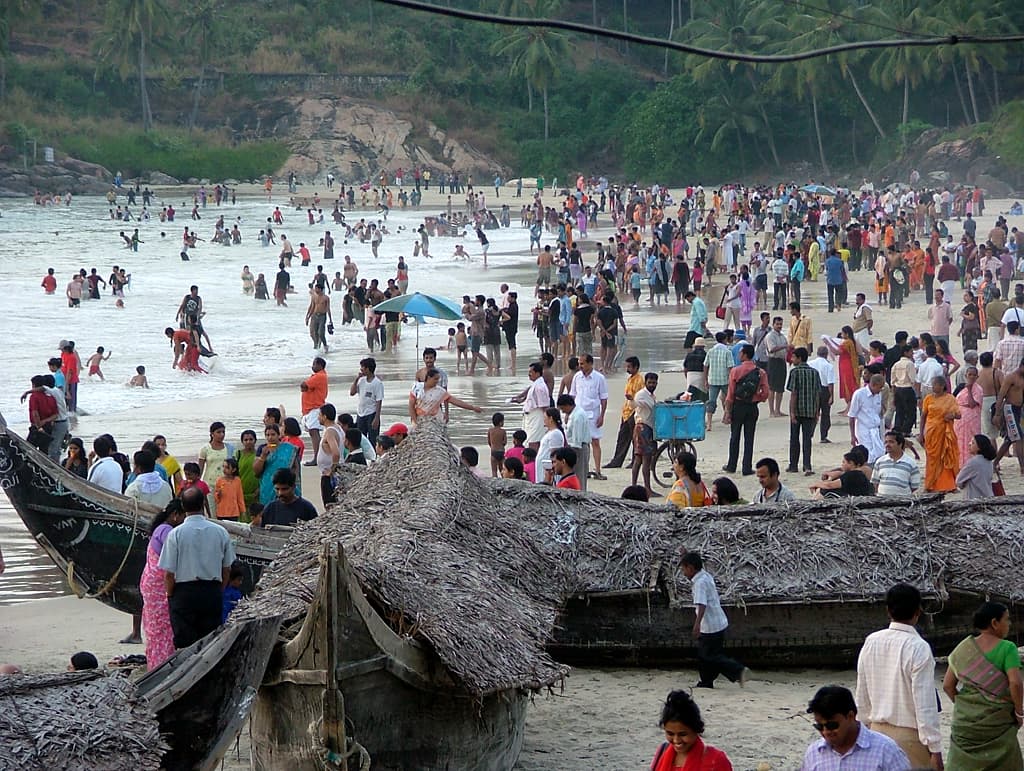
left=0, top=413, right=289, bottom=615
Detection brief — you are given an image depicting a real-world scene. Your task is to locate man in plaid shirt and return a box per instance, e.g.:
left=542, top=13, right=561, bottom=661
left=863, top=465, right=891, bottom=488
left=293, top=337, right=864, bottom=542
left=786, top=347, right=822, bottom=475
left=703, top=330, right=734, bottom=432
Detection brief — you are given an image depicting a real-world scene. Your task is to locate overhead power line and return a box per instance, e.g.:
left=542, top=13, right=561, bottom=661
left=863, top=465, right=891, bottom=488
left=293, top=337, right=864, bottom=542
left=373, top=0, right=1024, bottom=63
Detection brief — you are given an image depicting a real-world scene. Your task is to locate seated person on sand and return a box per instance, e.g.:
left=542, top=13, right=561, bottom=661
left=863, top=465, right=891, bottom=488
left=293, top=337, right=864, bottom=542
left=809, top=447, right=874, bottom=498
left=68, top=651, right=98, bottom=671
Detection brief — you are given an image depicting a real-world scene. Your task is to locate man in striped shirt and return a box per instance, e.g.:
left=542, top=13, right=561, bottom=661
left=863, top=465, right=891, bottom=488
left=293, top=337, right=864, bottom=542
left=800, top=686, right=910, bottom=770
left=871, top=431, right=922, bottom=495
left=703, top=331, right=734, bottom=432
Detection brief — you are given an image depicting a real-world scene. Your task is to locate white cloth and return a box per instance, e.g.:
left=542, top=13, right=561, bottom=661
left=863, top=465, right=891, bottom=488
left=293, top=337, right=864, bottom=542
left=808, top=356, right=836, bottom=387
left=87, top=456, right=124, bottom=493
left=848, top=385, right=884, bottom=463
left=855, top=622, right=942, bottom=753
left=570, top=370, right=609, bottom=439
left=302, top=409, right=323, bottom=432
left=536, top=428, right=566, bottom=476
left=125, top=474, right=173, bottom=508
left=916, top=357, right=945, bottom=388
left=354, top=375, right=384, bottom=418
left=690, top=570, right=729, bottom=634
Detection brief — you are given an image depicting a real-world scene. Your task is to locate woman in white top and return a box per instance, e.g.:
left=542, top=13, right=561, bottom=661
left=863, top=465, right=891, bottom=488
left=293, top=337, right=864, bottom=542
left=536, top=407, right=566, bottom=483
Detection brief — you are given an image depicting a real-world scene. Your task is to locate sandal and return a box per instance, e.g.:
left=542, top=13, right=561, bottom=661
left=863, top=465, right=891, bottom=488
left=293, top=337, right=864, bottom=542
left=593, top=473, right=608, bottom=481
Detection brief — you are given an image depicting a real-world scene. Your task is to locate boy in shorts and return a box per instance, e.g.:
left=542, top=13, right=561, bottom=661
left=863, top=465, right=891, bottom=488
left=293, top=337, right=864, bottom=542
left=455, top=323, right=468, bottom=374
left=487, top=412, right=507, bottom=477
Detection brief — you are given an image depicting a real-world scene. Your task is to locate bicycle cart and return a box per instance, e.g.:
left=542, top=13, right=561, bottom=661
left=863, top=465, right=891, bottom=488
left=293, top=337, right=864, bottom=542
left=651, top=400, right=706, bottom=488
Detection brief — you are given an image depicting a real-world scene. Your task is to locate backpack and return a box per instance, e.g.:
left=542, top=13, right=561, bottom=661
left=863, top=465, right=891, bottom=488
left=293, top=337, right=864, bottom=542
left=734, top=367, right=761, bottom=402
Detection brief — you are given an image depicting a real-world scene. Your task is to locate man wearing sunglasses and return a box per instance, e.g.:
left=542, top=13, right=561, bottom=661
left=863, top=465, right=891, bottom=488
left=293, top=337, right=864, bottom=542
left=800, top=685, right=910, bottom=770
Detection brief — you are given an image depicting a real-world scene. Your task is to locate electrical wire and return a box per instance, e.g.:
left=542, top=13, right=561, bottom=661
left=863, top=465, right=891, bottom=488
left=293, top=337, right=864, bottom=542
left=372, top=0, right=1024, bottom=63
left=774, top=0, right=931, bottom=39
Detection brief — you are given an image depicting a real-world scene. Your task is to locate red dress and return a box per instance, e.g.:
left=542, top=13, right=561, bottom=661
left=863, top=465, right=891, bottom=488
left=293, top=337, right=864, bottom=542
left=650, top=738, right=733, bottom=771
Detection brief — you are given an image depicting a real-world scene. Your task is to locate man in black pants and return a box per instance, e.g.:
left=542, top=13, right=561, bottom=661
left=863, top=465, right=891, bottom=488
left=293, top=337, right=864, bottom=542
left=159, top=487, right=236, bottom=650
left=605, top=356, right=642, bottom=468
left=681, top=551, right=748, bottom=689
left=722, top=344, right=769, bottom=475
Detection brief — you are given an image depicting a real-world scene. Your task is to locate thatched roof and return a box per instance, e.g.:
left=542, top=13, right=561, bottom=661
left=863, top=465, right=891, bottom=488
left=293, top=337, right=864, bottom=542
left=241, top=422, right=1024, bottom=694
left=0, top=671, right=166, bottom=770
left=237, top=419, right=571, bottom=695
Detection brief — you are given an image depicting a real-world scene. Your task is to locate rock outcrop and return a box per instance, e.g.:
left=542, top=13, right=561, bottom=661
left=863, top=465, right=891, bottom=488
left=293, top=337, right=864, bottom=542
left=239, top=96, right=506, bottom=184
left=878, top=129, right=1021, bottom=194
left=0, top=153, right=112, bottom=197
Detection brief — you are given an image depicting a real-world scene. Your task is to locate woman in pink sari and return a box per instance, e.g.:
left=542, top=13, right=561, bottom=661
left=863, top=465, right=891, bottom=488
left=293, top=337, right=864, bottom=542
left=955, top=366, right=983, bottom=466
left=142, top=500, right=185, bottom=670
left=738, top=270, right=756, bottom=336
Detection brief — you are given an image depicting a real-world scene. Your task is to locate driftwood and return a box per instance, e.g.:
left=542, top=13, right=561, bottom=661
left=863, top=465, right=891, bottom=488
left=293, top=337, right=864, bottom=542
left=0, top=671, right=166, bottom=771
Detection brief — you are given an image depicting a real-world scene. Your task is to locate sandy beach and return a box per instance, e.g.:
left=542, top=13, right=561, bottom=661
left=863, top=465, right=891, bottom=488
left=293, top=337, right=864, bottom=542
left=3, top=183, right=1024, bottom=768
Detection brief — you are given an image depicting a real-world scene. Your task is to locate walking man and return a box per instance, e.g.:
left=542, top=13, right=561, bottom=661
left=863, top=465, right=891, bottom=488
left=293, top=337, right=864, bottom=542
left=350, top=357, right=384, bottom=446
left=722, top=344, right=769, bottom=475
left=786, top=347, right=821, bottom=475
left=825, top=249, right=847, bottom=313
left=300, top=357, right=329, bottom=464
left=849, top=373, right=887, bottom=463
left=855, top=583, right=943, bottom=770
left=680, top=551, right=748, bottom=689
left=159, top=487, right=236, bottom=650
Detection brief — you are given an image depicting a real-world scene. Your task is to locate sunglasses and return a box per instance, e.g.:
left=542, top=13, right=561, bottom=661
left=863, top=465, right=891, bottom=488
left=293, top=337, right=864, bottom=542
left=813, top=720, right=841, bottom=732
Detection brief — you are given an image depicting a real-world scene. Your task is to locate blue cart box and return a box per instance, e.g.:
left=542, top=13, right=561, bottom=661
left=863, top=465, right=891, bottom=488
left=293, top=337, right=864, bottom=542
left=653, top=401, right=706, bottom=442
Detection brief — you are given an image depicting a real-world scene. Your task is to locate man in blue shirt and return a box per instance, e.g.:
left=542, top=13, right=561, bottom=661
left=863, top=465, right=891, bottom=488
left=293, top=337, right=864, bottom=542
left=684, top=290, right=708, bottom=349
left=824, top=250, right=847, bottom=313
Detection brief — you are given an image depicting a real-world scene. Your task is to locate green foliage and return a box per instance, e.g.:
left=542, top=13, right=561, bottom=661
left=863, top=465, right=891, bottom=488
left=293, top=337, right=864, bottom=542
left=980, top=100, right=1024, bottom=168
left=60, top=130, right=290, bottom=179
left=621, top=74, right=736, bottom=183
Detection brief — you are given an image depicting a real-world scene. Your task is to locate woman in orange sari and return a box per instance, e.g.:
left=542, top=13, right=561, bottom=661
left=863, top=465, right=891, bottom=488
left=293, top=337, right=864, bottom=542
left=919, top=375, right=961, bottom=492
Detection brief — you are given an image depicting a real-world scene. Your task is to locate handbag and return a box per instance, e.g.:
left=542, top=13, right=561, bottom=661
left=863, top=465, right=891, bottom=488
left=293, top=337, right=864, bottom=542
left=993, top=468, right=1006, bottom=497
left=27, top=425, right=53, bottom=452
left=715, top=305, right=726, bottom=320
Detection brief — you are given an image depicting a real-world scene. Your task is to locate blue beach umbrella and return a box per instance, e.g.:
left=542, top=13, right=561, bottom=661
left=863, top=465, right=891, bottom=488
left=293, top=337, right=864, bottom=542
left=802, top=182, right=835, bottom=195
left=373, top=291, right=463, bottom=352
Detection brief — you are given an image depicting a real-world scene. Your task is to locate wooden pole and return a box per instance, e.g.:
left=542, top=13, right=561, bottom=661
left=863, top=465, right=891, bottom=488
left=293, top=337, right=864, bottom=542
left=322, top=544, right=348, bottom=770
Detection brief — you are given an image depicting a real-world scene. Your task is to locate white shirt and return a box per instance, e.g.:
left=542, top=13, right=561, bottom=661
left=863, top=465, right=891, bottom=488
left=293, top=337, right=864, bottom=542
left=808, top=356, right=836, bottom=387
left=88, top=456, right=124, bottom=493
left=536, top=428, right=566, bottom=473
left=916, top=357, right=945, bottom=388
left=563, top=406, right=591, bottom=448
left=855, top=622, right=942, bottom=753
left=355, top=375, right=384, bottom=418
left=690, top=569, right=729, bottom=634
left=1000, top=306, right=1024, bottom=328
left=570, top=370, right=609, bottom=421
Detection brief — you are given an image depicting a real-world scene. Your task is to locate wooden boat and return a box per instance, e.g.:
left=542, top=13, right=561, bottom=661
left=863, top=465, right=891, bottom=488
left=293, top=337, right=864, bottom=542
left=0, top=413, right=289, bottom=615
left=138, top=614, right=283, bottom=771
left=245, top=543, right=528, bottom=771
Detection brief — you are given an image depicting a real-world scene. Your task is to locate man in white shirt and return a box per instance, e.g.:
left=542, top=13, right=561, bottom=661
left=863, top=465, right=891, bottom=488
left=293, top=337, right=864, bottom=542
left=87, top=434, right=124, bottom=493
left=349, top=357, right=384, bottom=445
left=520, top=362, right=551, bottom=449
left=809, top=346, right=836, bottom=443
left=556, top=394, right=591, bottom=490
left=855, top=584, right=943, bottom=770
left=681, top=551, right=748, bottom=689
left=570, top=354, right=609, bottom=477
left=848, top=374, right=885, bottom=463
left=124, top=450, right=174, bottom=509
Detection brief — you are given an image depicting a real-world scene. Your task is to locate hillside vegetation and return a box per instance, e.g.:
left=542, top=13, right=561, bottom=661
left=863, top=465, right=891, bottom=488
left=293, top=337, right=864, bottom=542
left=1, top=0, right=1023, bottom=182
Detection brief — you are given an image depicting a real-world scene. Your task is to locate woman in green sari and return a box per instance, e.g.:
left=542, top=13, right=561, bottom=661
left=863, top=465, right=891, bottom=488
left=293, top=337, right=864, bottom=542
left=943, top=602, right=1024, bottom=770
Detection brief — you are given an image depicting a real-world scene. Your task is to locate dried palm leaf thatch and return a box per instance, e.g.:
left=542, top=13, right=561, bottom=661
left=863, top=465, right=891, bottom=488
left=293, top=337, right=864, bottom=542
left=236, top=418, right=570, bottom=696
left=240, top=421, right=1024, bottom=692
left=0, top=671, right=166, bottom=771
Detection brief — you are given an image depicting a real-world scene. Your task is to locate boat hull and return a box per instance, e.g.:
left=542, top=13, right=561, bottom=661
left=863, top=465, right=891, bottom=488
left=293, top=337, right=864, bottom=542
left=0, top=427, right=284, bottom=614
left=138, top=615, right=283, bottom=771
left=251, top=544, right=528, bottom=771
left=550, top=590, right=1014, bottom=668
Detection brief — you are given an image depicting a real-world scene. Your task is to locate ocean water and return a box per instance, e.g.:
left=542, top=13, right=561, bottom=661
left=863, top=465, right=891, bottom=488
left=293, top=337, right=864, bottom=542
left=0, top=194, right=536, bottom=429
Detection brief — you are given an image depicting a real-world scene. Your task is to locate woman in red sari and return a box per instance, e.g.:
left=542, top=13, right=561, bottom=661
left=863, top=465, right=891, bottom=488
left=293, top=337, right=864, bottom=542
left=823, top=326, right=862, bottom=414
left=650, top=691, right=732, bottom=771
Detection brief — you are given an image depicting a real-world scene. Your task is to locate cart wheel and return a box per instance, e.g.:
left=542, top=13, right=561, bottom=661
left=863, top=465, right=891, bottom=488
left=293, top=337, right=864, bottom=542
left=652, top=440, right=698, bottom=489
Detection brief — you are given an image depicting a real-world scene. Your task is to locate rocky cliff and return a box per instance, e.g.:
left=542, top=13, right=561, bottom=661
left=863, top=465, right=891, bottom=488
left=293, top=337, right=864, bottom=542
left=0, top=151, right=112, bottom=197
left=237, top=96, right=506, bottom=183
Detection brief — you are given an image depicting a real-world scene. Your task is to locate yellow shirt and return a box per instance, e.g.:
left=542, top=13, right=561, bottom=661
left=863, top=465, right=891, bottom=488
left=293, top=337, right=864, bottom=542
left=621, top=372, right=644, bottom=420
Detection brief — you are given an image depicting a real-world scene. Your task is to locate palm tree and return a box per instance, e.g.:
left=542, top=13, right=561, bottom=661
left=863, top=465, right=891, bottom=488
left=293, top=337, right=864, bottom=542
left=490, top=0, right=570, bottom=142
left=683, top=0, right=782, bottom=167
left=923, top=0, right=1014, bottom=125
left=861, top=0, right=931, bottom=130
left=696, top=90, right=761, bottom=175
left=183, top=0, right=225, bottom=132
left=0, top=0, right=40, bottom=100
left=96, top=0, right=168, bottom=131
